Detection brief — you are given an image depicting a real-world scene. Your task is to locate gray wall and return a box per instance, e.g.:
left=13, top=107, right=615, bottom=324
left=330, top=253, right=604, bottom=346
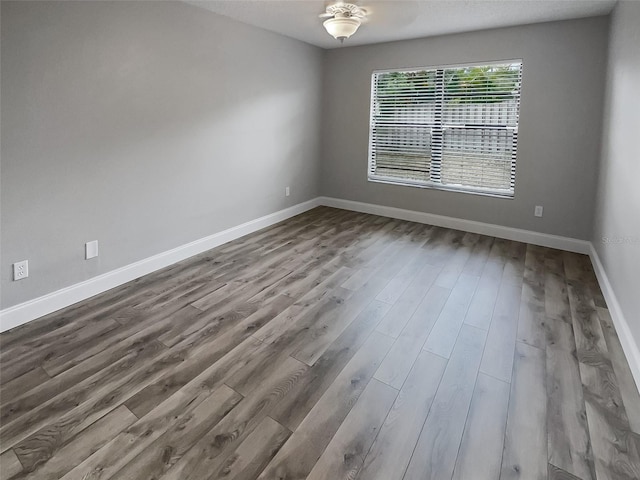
left=0, top=1, right=323, bottom=308
left=592, top=2, right=640, bottom=348
left=320, top=17, right=609, bottom=240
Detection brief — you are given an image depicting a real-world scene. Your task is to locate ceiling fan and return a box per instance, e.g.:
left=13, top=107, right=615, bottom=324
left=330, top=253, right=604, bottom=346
left=319, top=2, right=368, bottom=43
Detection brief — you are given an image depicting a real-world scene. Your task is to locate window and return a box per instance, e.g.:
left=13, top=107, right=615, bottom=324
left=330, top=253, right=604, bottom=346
left=368, top=60, right=523, bottom=197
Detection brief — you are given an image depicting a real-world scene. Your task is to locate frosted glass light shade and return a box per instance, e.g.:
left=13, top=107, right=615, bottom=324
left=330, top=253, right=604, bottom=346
left=323, top=17, right=361, bottom=40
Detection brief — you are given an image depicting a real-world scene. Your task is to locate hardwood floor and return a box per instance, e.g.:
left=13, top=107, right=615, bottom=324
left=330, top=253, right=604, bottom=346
left=1, top=206, right=639, bottom=480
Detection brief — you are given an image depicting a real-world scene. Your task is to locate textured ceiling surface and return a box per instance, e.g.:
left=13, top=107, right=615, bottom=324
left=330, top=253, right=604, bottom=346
left=185, top=0, right=616, bottom=49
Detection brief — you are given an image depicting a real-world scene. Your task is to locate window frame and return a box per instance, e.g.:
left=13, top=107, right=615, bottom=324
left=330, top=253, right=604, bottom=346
left=367, top=59, right=523, bottom=199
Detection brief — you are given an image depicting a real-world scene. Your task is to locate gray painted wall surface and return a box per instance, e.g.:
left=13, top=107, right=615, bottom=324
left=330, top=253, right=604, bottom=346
left=592, top=2, right=640, bottom=349
left=0, top=1, right=323, bottom=308
left=320, top=17, right=608, bottom=240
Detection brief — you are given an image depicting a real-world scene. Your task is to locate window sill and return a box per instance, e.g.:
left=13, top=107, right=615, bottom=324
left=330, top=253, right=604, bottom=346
left=367, top=176, right=515, bottom=199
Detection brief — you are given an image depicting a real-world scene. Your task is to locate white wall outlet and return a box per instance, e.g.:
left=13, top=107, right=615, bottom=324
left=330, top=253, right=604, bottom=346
left=85, top=240, right=99, bottom=259
left=534, top=205, right=544, bottom=217
left=285, top=186, right=290, bottom=197
left=13, top=260, right=29, bottom=281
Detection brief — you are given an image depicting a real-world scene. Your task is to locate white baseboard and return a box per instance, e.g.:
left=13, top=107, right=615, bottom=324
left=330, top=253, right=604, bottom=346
left=589, top=245, right=640, bottom=392
left=317, top=197, right=591, bottom=254
left=0, top=198, right=321, bottom=333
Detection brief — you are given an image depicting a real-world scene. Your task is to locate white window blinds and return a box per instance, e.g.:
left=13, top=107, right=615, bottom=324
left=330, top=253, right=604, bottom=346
left=368, top=61, right=523, bottom=197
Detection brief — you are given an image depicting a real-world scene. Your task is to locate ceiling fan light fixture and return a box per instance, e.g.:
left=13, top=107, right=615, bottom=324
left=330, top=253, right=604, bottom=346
left=323, top=16, right=361, bottom=41
left=320, top=2, right=366, bottom=43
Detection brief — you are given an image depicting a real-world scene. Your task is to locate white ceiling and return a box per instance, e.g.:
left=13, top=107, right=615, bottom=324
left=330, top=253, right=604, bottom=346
left=186, top=0, right=616, bottom=49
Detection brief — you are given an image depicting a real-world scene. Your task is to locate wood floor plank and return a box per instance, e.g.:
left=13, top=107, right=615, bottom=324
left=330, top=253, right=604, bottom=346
left=0, top=367, right=50, bottom=406
left=434, top=232, right=478, bottom=288
left=305, top=378, right=397, bottom=480
left=480, top=280, right=522, bottom=383
left=423, top=229, right=465, bottom=268
left=562, top=251, right=606, bottom=309
left=374, top=263, right=441, bottom=339
left=567, top=281, right=640, bottom=480
left=156, top=356, right=308, bottom=480
left=0, top=449, right=23, bottom=480
left=403, top=324, right=487, bottom=480
left=269, top=302, right=393, bottom=431
left=546, top=319, right=596, bottom=480
left=545, top=249, right=572, bottom=323
left=124, top=294, right=294, bottom=418
left=0, top=284, right=155, bottom=358
left=374, top=285, right=450, bottom=389
left=12, top=405, right=137, bottom=479
left=43, top=303, right=201, bottom=377
left=597, top=307, right=640, bottom=434
left=422, top=273, right=479, bottom=359
left=516, top=244, right=548, bottom=349
left=358, top=351, right=447, bottom=480
left=375, top=257, right=426, bottom=305
left=209, top=416, right=291, bottom=480
left=1, top=319, right=172, bottom=428
left=257, top=332, right=394, bottom=480
left=548, top=463, right=584, bottom=480
left=0, top=338, right=167, bottom=453
left=289, top=273, right=393, bottom=366
left=501, top=342, right=548, bottom=480
left=502, top=240, right=527, bottom=286
left=583, top=395, right=640, bottom=480
left=568, top=281, right=628, bottom=423
left=61, top=339, right=259, bottom=480
left=3, top=339, right=177, bottom=464
left=229, top=299, right=391, bottom=399
left=451, top=373, right=510, bottom=480
left=461, top=235, right=494, bottom=276
left=103, top=385, right=244, bottom=480
left=251, top=267, right=355, bottom=345
left=1, top=320, right=121, bottom=385
left=463, top=272, right=501, bottom=331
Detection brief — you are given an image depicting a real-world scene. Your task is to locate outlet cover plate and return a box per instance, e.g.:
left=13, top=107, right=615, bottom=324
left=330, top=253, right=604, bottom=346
left=13, top=260, right=29, bottom=281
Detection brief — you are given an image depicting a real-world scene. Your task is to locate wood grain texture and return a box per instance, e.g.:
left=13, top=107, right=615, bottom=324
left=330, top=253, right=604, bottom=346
left=546, top=319, right=596, bottom=480
left=548, top=463, right=584, bottom=480
left=0, top=207, right=636, bottom=480
left=452, top=373, right=510, bottom=480
left=358, top=351, right=447, bottom=480
left=374, top=285, right=449, bottom=389
left=596, top=307, right=640, bottom=434
left=480, top=279, right=522, bottom=383
left=305, top=379, right=397, bottom=480
left=257, top=332, right=393, bottom=480
left=501, top=342, right=548, bottom=480
left=0, top=449, right=23, bottom=479
left=422, top=273, right=479, bottom=358
left=12, top=405, right=137, bottom=479
left=403, top=324, right=487, bottom=480
left=210, top=416, right=290, bottom=480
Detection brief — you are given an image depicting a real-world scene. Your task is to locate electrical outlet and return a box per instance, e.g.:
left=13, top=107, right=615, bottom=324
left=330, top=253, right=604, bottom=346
left=534, top=205, right=544, bottom=217
left=13, top=260, right=29, bottom=281
left=285, top=186, right=290, bottom=197
left=85, top=240, right=99, bottom=259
